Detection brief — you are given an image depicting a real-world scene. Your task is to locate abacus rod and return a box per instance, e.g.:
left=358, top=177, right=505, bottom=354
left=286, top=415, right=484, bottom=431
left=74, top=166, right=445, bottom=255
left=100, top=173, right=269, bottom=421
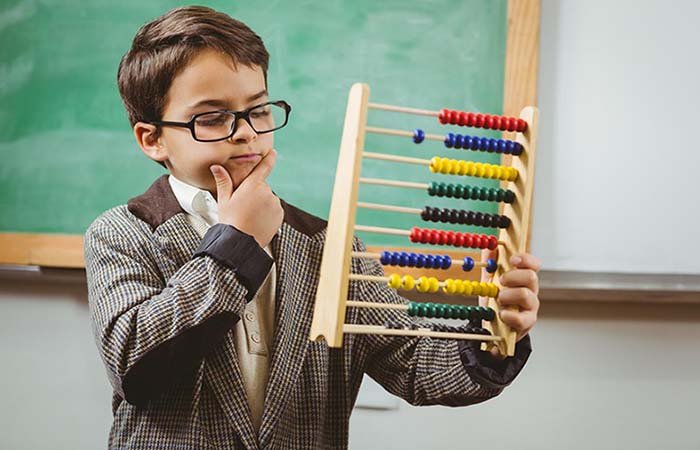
left=350, top=251, right=489, bottom=268
left=362, top=151, right=430, bottom=166
left=359, top=177, right=428, bottom=190
left=354, top=225, right=411, bottom=236
left=357, top=201, right=421, bottom=215
left=351, top=273, right=457, bottom=288
left=365, top=126, right=443, bottom=142
left=346, top=300, right=408, bottom=311
left=343, top=324, right=503, bottom=342
left=354, top=225, right=506, bottom=246
left=367, top=103, right=440, bottom=117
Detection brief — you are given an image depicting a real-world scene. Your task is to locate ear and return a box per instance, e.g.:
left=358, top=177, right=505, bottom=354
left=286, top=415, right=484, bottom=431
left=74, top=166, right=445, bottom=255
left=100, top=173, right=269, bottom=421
left=133, top=122, right=168, bottom=163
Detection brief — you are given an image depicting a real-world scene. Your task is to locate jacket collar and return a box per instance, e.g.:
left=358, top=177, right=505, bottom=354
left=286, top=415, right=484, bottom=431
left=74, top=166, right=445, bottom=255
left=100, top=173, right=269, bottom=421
left=127, top=175, right=327, bottom=237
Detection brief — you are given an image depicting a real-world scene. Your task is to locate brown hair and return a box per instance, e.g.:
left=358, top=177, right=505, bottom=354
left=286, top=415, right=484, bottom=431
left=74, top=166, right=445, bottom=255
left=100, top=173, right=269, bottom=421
left=117, top=5, right=269, bottom=128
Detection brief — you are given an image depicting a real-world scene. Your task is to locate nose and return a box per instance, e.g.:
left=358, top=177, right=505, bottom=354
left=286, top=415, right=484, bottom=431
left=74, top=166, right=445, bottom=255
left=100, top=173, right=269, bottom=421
left=229, top=117, right=257, bottom=144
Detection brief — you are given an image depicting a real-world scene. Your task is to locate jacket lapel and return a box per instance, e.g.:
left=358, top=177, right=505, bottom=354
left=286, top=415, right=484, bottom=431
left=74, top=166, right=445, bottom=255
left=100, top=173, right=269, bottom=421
left=258, top=214, right=325, bottom=447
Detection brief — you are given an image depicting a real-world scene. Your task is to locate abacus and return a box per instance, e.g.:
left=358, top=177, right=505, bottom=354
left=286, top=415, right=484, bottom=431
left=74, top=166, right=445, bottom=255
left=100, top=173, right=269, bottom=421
left=309, top=83, right=538, bottom=357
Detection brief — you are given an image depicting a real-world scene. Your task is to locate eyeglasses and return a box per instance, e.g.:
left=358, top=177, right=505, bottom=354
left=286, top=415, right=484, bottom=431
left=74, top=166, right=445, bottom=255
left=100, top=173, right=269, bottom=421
left=149, top=100, right=292, bottom=142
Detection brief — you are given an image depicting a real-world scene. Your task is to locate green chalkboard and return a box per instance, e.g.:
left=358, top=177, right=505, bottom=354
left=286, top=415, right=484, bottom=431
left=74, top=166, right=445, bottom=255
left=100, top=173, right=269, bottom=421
left=0, top=0, right=507, bottom=247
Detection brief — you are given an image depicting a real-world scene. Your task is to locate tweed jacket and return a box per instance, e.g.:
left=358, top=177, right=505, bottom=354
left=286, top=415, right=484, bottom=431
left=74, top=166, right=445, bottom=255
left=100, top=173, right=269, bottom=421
left=84, top=175, right=531, bottom=450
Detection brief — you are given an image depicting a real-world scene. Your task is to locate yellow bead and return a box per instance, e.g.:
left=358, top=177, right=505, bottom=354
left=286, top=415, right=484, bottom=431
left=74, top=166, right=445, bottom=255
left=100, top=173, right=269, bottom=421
left=471, top=281, right=482, bottom=296
left=508, top=167, right=519, bottom=181
left=441, top=158, right=451, bottom=174
left=417, top=276, right=430, bottom=293
left=429, top=156, right=441, bottom=173
left=484, top=165, right=495, bottom=179
left=454, top=280, right=465, bottom=295
left=462, top=281, right=473, bottom=296
left=492, top=166, right=503, bottom=179
left=388, top=274, right=402, bottom=289
left=489, top=284, right=500, bottom=298
left=429, top=277, right=440, bottom=293
left=401, top=275, right=415, bottom=291
left=443, top=279, right=456, bottom=295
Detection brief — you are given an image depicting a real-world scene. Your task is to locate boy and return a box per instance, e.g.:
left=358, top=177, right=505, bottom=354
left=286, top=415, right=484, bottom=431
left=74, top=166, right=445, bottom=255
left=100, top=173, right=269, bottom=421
left=84, top=6, right=541, bottom=450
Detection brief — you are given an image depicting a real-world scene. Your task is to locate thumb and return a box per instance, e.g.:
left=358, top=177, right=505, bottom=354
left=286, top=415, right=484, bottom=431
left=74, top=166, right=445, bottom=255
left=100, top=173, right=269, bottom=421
left=209, top=165, right=234, bottom=202
left=248, top=148, right=277, bottom=181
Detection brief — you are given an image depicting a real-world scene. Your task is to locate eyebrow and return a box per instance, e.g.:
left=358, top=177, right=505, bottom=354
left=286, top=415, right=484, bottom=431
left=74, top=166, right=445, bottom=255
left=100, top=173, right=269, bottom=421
left=186, top=90, right=269, bottom=112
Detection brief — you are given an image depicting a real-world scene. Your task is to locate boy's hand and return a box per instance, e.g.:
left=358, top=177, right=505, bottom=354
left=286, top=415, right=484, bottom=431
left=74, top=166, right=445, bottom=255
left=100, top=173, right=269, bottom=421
left=479, top=249, right=541, bottom=343
left=209, top=149, right=284, bottom=248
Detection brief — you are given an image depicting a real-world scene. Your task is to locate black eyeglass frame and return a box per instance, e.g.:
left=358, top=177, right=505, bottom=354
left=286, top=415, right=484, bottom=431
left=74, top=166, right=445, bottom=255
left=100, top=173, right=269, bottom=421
left=147, top=100, right=292, bottom=142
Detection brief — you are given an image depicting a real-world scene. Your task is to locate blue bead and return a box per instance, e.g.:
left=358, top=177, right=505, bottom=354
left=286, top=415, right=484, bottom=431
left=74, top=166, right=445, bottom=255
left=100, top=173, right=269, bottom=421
left=469, top=136, right=479, bottom=150
left=441, top=255, right=452, bottom=269
left=462, top=256, right=475, bottom=271
left=497, top=140, right=507, bottom=154
left=486, top=258, right=498, bottom=273
left=416, top=254, right=426, bottom=268
left=444, top=133, right=455, bottom=148
left=408, top=253, right=418, bottom=267
left=513, top=143, right=524, bottom=156
left=426, top=255, right=435, bottom=268
left=479, top=137, right=489, bottom=151
left=390, top=252, right=400, bottom=265
left=487, top=138, right=497, bottom=153
left=380, top=251, right=391, bottom=265
left=506, top=141, right=515, bottom=154
left=454, top=134, right=464, bottom=149
left=463, top=135, right=473, bottom=149
left=413, top=129, right=425, bottom=144
left=399, top=252, right=409, bottom=267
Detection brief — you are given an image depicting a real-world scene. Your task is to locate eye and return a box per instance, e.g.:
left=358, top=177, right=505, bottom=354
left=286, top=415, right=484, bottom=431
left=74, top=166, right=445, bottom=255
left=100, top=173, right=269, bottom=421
left=195, top=112, right=230, bottom=127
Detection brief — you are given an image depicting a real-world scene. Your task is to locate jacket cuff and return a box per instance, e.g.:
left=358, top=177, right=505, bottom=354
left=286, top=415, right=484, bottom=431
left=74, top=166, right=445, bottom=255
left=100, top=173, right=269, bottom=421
left=193, top=223, right=273, bottom=300
left=458, top=334, right=532, bottom=389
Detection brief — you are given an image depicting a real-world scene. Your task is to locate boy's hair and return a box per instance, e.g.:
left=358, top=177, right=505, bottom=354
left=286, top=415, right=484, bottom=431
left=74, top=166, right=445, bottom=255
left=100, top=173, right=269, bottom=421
left=117, top=5, right=269, bottom=128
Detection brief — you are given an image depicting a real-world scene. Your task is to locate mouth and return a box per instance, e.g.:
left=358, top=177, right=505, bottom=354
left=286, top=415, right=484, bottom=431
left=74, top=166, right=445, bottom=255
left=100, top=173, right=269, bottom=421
left=229, top=153, right=262, bottom=163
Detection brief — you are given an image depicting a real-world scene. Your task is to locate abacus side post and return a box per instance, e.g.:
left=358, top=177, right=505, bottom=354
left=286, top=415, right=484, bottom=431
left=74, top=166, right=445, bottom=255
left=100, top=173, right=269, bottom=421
left=309, top=83, right=370, bottom=347
left=485, top=106, right=539, bottom=357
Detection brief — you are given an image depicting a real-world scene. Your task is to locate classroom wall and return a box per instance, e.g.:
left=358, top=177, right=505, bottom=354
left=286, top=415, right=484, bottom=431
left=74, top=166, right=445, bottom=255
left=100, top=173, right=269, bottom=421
left=3, top=1, right=699, bottom=449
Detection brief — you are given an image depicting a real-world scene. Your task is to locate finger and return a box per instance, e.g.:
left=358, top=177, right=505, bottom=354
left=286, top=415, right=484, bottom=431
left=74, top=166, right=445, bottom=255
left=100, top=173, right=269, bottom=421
left=209, top=165, right=234, bottom=201
left=500, top=268, right=539, bottom=294
left=248, top=148, right=277, bottom=181
left=510, top=253, right=542, bottom=272
left=497, top=286, right=539, bottom=312
left=499, top=308, right=536, bottom=335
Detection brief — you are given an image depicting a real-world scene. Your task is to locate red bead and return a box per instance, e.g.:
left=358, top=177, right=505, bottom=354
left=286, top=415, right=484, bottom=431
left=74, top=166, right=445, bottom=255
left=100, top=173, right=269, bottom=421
left=458, top=112, right=468, bottom=126
left=410, top=227, right=420, bottom=243
left=466, top=113, right=475, bottom=127
left=478, top=235, right=489, bottom=249
left=474, top=114, right=484, bottom=128
left=488, top=235, right=499, bottom=250
left=445, top=231, right=455, bottom=245
left=491, top=116, right=501, bottom=130
left=449, top=110, right=459, bottom=125
left=484, top=114, right=494, bottom=129
left=507, top=117, right=517, bottom=132
left=453, top=232, right=464, bottom=247
left=517, top=119, right=528, bottom=132
left=463, top=234, right=474, bottom=248
left=439, top=109, right=449, bottom=124
left=430, top=230, right=440, bottom=245
left=499, top=116, right=508, bottom=131
left=439, top=231, right=449, bottom=245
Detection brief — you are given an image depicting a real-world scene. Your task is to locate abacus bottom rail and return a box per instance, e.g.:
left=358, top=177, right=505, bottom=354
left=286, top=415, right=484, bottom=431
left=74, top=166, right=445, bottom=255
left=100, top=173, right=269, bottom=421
left=343, top=324, right=503, bottom=342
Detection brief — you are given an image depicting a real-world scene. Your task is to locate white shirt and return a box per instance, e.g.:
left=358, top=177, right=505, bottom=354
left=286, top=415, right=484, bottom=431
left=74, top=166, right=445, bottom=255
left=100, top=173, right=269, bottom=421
left=168, top=174, right=275, bottom=434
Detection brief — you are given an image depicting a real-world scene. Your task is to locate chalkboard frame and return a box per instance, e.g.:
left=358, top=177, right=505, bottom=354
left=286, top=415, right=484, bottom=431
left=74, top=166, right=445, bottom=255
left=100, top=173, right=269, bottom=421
left=0, top=0, right=540, bottom=269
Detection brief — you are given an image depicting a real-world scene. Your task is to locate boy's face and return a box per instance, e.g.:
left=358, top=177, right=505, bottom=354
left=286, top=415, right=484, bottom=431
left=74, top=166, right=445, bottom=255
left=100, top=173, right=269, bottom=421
left=136, top=48, right=274, bottom=195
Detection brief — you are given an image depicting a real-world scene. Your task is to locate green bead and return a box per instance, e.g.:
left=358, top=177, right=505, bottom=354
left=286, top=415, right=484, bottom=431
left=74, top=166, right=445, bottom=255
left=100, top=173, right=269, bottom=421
left=407, top=302, right=417, bottom=316
left=428, top=182, right=437, bottom=196
left=463, top=186, right=472, bottom=199
left=457, top=306, right=468, bottom=320
left=479, top=189, right=488, bottom=201
left=495, top=189, right=504, bottom=202
left=454, top=185, right=463, bottom=197
left=487, top=188, right=496, bottom=201
left=446, top=184, right=455, bottom=197
left=426, top=304, right=437, bottom=318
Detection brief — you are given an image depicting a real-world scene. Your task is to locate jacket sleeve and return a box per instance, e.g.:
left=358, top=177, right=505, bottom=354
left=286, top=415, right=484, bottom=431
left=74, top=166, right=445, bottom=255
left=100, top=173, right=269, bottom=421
left=84, top=215, right=272, bottom=407
left=351, top=238, right=531, bottom=407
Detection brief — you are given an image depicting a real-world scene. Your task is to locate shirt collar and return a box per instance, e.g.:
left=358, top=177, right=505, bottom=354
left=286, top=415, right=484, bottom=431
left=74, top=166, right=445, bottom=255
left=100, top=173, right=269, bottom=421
left=168, top=174, right=219, bottom=226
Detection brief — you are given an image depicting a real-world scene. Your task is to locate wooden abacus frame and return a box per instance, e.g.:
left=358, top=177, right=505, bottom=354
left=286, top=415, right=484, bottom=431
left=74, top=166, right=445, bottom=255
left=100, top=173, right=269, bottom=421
left=308, top=83, right=539, bottom=357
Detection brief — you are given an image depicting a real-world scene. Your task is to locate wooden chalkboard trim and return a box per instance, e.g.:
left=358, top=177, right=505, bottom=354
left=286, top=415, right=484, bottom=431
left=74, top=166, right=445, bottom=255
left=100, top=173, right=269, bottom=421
left=0, top=0, right=540, bottom=269
left=0, top=233, right=85, bottom=268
